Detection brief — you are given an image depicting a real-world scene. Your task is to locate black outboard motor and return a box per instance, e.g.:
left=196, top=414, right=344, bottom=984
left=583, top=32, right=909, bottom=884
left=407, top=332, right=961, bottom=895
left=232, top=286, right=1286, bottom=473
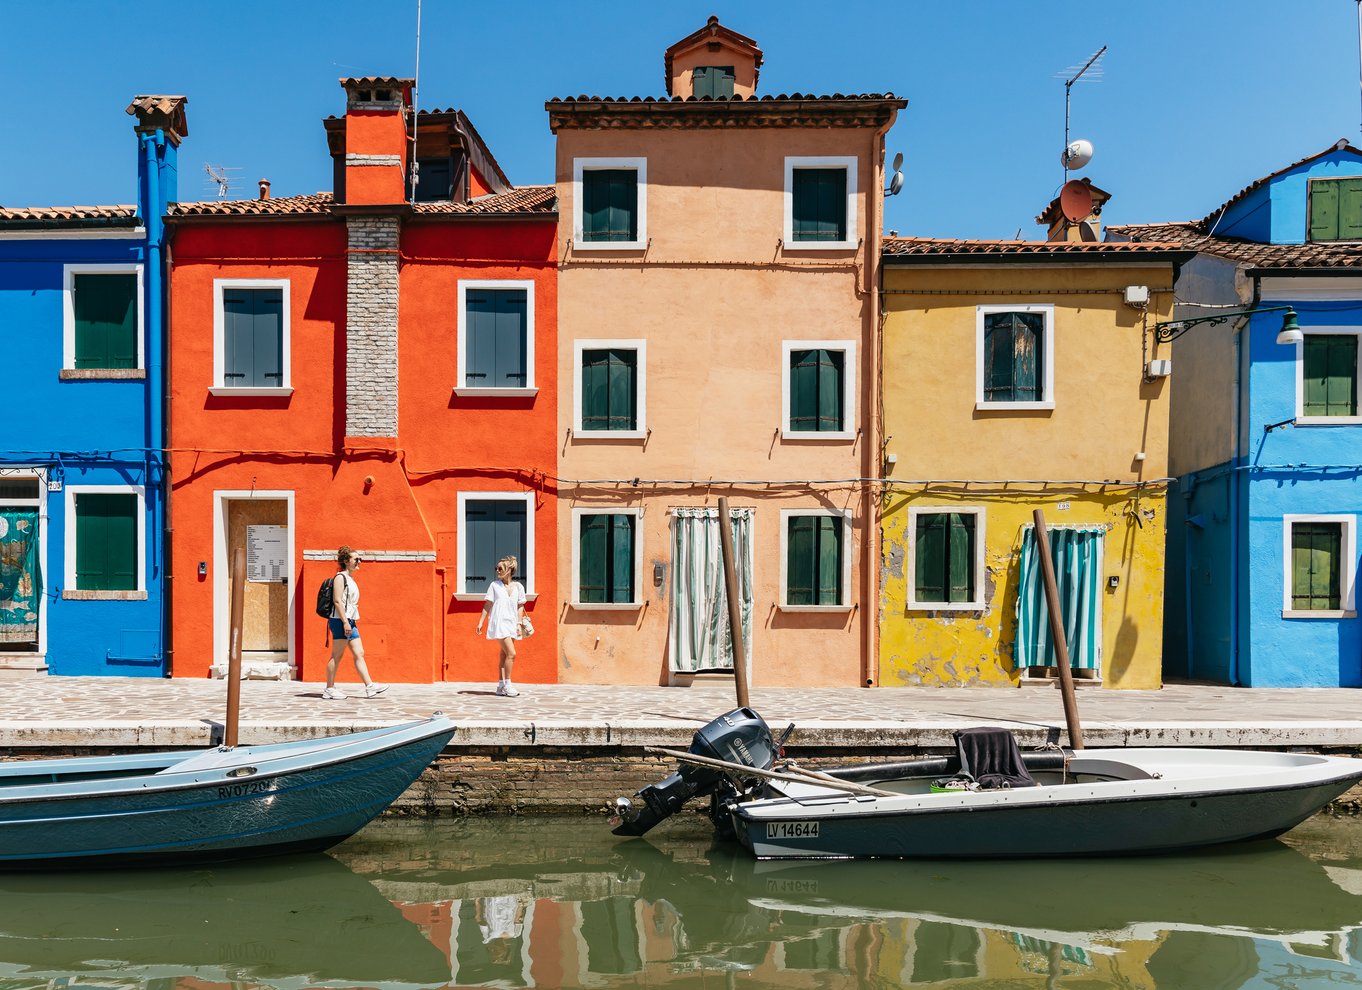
left=611, top=708, right=776, bottom=837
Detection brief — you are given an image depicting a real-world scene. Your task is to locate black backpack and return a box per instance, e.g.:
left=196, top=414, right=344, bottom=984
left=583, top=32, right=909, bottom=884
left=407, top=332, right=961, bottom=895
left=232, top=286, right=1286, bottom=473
left=315, top=576, right=335, bottom=618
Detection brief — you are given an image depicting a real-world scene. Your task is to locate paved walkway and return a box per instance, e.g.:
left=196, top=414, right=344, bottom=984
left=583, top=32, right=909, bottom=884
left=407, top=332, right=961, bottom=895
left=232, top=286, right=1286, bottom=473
left=3, top=677, right=1362, bottom=750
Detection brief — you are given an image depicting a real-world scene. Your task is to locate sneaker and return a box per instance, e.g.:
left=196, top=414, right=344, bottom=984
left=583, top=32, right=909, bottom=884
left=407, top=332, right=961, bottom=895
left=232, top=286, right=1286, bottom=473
left=365, top=683, right=389, bottom=698
left=321, top=687, right=348, bottom=700
left=494, top=680, right=507, bottom=696
left=500, top=682, right=520, bottom=698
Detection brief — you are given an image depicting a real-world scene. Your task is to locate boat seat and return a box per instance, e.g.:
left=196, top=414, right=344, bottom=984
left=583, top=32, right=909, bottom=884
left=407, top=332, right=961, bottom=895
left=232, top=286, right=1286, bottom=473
left=955, top=727, right=1038, bottom=789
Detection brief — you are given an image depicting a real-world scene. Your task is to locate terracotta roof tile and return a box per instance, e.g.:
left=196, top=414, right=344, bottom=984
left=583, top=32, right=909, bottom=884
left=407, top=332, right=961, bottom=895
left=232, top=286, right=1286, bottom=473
left=0, top=204, right=139, bottom=227
left=882, top=236, right=1186, bottom=258
left=168, top=186, right=556, bottom=219
left=413, top=186, right=555, bottom=215
left=1200, top=139, right=1362, bottom=227
left=1108, top=222, right=1362, bottom=270
left=547, top=93, right=899, bottom=104
left=170, top=193, right=333, bottom=217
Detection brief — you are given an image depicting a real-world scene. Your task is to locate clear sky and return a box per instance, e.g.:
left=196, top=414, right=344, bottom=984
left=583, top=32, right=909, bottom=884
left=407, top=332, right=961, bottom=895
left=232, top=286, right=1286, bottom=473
left=3, top=0, right=1359, bottom=239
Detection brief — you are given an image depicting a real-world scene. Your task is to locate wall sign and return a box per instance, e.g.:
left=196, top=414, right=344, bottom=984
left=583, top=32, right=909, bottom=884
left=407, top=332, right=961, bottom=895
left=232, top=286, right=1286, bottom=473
left=246, top=525, right=288, bottom=582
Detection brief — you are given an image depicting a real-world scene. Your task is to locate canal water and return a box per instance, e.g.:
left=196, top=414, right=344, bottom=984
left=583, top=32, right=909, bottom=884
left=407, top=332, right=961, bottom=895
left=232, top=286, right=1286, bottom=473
left=2, top=814, right=1362, bottom=989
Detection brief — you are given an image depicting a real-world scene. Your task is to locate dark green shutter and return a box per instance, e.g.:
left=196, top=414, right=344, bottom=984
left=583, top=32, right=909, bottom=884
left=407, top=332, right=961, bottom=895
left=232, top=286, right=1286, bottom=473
left=915, top=512, right=975, bottom=604
left=579, top=514, right=607, bottom=603
left=413, top=156, right=452, bottom=202
left=75, top=493, right=137, bottom=591
left=787, top=516, right=815, bottom=605
left=465, top=289, right=527, bottom=388
left=223, top=288, right=283, bottom=387
left=582, top=170, right=638, bottom=242
left=465, top=500, right=529, bottom=593
left=947, top=513, right=974, bottom=602
left=1303, top=335, right=1358, bottom=416
left=1341, top=179, right=1362, bottom=240
left=792, top=168, right=847, bottom=242
left=815, top=515, right=842, bottom=605
left=582, top=349, right=637, bottom=431
left=610, top=514, right=634, bottom=603
left=1292, top=522, right=1342, bottom=610
left=789, top=349, right=844, bottom=432
left=983, top=311, right=1043, bottom=402
left=73, top=273, right=137, bottom=369
left=1310, top=180, right=1340, bottom=241
left=692, top=65, right=735, bottom=98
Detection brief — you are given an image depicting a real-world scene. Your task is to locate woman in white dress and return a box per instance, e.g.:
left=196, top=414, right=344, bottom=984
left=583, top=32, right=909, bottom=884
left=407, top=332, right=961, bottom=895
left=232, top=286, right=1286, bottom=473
left=475, top=555, right=526, bottom=697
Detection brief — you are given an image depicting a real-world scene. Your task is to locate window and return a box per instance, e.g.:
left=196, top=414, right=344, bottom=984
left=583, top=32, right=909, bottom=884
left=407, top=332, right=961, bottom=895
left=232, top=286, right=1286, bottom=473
left=457, top=281, right=534, bottom=395
left=783, top=341, right=855, bottom=438
left=976, top=304, right=1054, bottom=410
left=908, top=507, right=985, bottom=610
left=1283, top=515, right=1357, bottom=616
left=65, top=487, right=144, bottom=596
left=574, top=340, right=646, bottom=439
left=412, top=156, right=453, bottom=202
left=692, top=65, right=735, bottom=98
left=782, top=510, right=851, bottom=609
left=784, top=157, right=857, bottom=250
left=573, top=509, right=642, bottom=608
left=1309, top=177, right=1362, bottom=242
left=213, top=280, right=291, bottom=394
left=574, top=158, right=646, bottom=250
left=457, top=492, right=534, bottom=597
left=63, top=265, right=142, bottom=373
left=1298, top=331, right=1361, bottom=421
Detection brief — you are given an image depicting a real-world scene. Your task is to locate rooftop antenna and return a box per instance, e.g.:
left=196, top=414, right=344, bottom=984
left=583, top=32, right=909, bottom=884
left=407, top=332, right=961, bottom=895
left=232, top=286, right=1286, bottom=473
left=1357, top=1, right=1362, bottom=135
left=408, top=0, right=423, bottom=204
left=203, top=163, right=241, bottom=198
left=1059, top=45, right=1105, bottom=186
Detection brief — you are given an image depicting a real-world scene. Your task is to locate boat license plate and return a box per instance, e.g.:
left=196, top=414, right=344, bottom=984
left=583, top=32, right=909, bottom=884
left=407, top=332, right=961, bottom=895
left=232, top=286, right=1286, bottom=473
left=767, top=820, right=819, bottom=840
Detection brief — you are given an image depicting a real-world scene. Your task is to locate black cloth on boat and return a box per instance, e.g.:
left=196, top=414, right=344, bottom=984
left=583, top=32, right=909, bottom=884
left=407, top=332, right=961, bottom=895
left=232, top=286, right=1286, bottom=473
left=954, top=727, right=1038, bottom=789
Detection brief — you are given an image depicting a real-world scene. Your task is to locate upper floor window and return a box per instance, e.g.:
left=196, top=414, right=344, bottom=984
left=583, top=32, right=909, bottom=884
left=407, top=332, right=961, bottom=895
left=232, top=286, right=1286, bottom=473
left=1309, top=177, right=1362, bottom=242
left=976, top=304, right=1055, bottom=410
left=784, top=157, right=857, bottom=250
left=63, top=265, right=143, bottom=375
left=575, top=340, right=646, bottom=439
left=692, top=65, right=735, bottom=98
left=457, top=281, right=535, bottom=395
left=1283, top=515, right=1356, bottom=617
left=1299, top=332, right=1361, bottom=421
left=574, top=158, right=646, bottom=250
left=412, top=156, right=453, bottom=202
left=213, top=280, right=291, bottom=395
left=782, top=340, right=856, bottom=440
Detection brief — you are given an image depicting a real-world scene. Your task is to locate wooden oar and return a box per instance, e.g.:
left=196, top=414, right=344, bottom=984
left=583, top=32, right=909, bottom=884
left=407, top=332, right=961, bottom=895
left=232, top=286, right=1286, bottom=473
left=646, top=747, right=897, bottom=798
left=777, top=760, right=899, bottom=797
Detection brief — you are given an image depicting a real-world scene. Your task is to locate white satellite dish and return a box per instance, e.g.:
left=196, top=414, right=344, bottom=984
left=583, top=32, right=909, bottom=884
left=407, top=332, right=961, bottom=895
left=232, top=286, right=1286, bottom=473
left=885, top=151, right=905, bottom=196
left=1061, top=139, right=1094, bottom=171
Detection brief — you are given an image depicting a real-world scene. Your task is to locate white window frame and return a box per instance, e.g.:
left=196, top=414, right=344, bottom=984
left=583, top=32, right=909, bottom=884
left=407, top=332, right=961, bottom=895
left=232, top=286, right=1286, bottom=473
left=781, top=339, right=857, bottom=441
left=211, top=278, right=293, bottom=396
left=573, top=339, right=647, bottom=440
left=63, top=484, right=146, bottom=597
left=62, top=263, right=144, bottom=371
left=783, top=156, right=858, bottom=251
left=976, top=303, right=1056, bottom=411
left=455, top=279, right=537, bottom=397
left=454, top=490, right=537, bottom=601
left=1294, top=328, right=1362, bottom=425
left=573, top=157, right=647, bottom=251
left=571, top=507, right=644, bottom=610
left=1282, top=514, right=1358, bottom=618
left=906, top=505, right=987, bottom=611
left=778, top=508, right=854, bottom=611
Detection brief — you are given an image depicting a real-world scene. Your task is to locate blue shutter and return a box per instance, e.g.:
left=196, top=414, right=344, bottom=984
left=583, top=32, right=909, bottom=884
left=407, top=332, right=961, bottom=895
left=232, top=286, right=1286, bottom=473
left=495, top=291, right=528, bottom=388
left=464, top=502, right=493, bottom=593
left=222, top=290, right=252, bottom=386
left=465, top=291, right=495, bottom=387
left=253, top=289, right=284, bottom=387
left=494, top=501, right=529, bottom=587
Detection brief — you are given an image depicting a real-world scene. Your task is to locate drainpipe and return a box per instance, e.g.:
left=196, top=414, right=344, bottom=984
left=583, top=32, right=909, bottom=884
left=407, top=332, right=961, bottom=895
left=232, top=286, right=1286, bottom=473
left=142, top=129, right=168, bottom=675
left=163, top=232, right=175, bottom=678
left=1227, top=277, right=1261, bottom=686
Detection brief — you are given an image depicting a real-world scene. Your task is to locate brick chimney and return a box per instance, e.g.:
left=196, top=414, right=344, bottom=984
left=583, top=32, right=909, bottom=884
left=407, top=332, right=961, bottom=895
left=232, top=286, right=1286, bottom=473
left=338, top=77, right=413, bottom=206
left=258, top=178, right=271, bottom=200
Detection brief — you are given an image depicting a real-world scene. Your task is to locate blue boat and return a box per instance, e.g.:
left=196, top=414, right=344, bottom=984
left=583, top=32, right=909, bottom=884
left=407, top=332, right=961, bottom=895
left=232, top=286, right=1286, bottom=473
left=0, top=714, right=455, bottom=868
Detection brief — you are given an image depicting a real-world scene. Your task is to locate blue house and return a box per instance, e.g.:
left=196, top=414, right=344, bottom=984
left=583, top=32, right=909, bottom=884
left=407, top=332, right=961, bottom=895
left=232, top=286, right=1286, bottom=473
left=0, top=96, right=186, bottom=676
left=1114, top=140, right=1362, bottom=687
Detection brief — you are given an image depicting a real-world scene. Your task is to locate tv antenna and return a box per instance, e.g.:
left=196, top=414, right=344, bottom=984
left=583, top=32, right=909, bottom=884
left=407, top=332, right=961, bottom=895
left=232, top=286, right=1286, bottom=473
left=1059, top=45, right=1105, bottom=185
left=203, top=163, right=241, bottom=198
left=409, top=0, right=423, bottom=204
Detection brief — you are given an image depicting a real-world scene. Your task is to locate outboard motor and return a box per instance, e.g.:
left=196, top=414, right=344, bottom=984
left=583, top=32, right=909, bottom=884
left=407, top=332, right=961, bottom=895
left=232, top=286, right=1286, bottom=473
left=612, top=708, right=776, bottom=837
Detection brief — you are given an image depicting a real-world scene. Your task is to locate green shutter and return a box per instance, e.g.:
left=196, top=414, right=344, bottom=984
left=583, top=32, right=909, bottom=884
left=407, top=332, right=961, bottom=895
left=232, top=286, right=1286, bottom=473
left=792, top=168, right=847, bottom=242
left=915, top=514, right=946, bottom=603
left=581, top=349, right=637, bottom=431
left=75, top=493, right=137, bottom=591
left=789, top=349, right=844, bottom=432
left=983, top=312, right=1043, bottom=402
left=815, top=515, right=842, bottom=605
left=582, top=170, right=637, bottom=242
left=579, top=514, right=607, bottom=603
left=610, top=514, right=634, bottom=603
left=1311, top=180, right=1342, bottom=241
left=947, top=513, right=974, bottom=603
left=692, top=66, right=735, bottom=98
left=1303, top=335, right=1358, bottom=416
left=1292, top=522, right=1343, bottom=610
left=787, top=516, right=815, bottom=605
left=73, top=273, right=138, bottom=369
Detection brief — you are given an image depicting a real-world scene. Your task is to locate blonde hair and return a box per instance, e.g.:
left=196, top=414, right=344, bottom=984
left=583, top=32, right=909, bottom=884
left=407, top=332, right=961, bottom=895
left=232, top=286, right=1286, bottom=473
left=496, top=555, right=518, bottom=572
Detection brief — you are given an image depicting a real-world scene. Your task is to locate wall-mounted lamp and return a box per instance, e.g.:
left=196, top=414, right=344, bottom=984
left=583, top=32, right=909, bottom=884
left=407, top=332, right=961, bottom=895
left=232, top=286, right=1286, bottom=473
left=1150, top=306, right=1300, bottom=345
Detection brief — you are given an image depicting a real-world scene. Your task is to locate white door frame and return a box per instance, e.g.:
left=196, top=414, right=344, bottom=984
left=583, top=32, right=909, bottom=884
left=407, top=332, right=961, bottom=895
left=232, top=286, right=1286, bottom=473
left=213, top=491, right=295, bottom=667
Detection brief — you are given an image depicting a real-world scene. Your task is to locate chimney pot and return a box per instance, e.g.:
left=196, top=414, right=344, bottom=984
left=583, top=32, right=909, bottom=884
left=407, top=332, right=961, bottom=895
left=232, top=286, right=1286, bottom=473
left=258, top=178, right=271, bottom=200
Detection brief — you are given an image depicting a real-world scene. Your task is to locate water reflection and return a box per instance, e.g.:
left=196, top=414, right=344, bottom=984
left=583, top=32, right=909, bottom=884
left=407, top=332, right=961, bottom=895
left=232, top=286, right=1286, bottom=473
left=1, top=816, right=1360, bottom=989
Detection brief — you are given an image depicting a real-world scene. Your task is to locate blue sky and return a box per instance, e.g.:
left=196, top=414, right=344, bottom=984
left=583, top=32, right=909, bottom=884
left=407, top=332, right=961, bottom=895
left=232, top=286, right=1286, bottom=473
left=2, top=0, right=1358, bottom=238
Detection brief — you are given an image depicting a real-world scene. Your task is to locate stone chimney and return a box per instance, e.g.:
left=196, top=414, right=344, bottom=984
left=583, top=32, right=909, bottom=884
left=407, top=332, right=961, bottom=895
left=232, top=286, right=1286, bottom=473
left=126, top=95, right=189, bottom=207
left=664, top=16, right=762, bottom=99
left=258, top=178, right=271, bottom=200
left=1036, top=177, right=1111, bottom=242
left=338, top=77, right=413, bottom=206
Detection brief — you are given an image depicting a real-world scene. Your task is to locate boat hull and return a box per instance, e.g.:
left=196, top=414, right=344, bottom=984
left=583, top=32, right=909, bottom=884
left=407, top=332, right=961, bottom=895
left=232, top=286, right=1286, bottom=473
left=0, top=717, right=454, bottom=869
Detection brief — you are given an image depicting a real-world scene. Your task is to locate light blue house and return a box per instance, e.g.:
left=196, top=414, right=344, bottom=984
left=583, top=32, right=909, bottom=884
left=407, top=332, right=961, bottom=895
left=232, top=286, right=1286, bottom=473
left=1114, top=140, right=1362, bottom=686
left=0, top=96, right=186, bottom=676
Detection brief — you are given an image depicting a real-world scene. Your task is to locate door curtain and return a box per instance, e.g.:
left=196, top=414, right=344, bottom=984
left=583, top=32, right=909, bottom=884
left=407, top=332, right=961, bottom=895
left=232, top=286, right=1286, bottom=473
left=668, top=506, right=754, bottom=673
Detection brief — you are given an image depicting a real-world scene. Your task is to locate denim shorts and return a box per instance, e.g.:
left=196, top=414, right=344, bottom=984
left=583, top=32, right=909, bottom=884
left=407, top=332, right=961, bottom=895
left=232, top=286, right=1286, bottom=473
left=328, top=618, right=360, bottom=640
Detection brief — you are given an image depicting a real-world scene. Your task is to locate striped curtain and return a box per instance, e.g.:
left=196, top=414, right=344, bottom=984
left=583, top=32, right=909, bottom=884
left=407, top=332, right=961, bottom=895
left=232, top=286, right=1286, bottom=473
left=1015, top=525, right=1103, bottom=670
left=669, top=507, right=753, bottom=673
left=0, top=509, right=40, bottom=646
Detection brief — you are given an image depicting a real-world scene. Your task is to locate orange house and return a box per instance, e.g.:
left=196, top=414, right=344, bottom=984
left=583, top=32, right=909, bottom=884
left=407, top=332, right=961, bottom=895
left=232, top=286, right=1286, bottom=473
left=166, top=78, right=558, bottom=684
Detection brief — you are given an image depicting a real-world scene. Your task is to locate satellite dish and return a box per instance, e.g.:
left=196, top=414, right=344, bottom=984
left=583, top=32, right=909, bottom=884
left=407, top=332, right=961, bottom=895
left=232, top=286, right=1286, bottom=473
left=1077, top=219, right=1098, bottom=241
left=1059, top=179, right=1094, bottom=222
left=892, top=152, right=904, bottom=172
left=1061, top=139, right=1094, bottom=170
left=885, top=152, right=905, bottom=196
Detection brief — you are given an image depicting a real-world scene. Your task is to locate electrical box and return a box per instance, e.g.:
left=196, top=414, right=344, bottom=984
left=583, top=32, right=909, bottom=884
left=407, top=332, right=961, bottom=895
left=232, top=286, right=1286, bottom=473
left=1124, top=285, right=1150, bottom=306
left=1146, top=359, right=1172, bottom=378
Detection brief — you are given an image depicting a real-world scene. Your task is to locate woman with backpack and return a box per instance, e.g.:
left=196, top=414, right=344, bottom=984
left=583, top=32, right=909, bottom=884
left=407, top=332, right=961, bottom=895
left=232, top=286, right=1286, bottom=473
left=322, top=546, right=387, bottom=701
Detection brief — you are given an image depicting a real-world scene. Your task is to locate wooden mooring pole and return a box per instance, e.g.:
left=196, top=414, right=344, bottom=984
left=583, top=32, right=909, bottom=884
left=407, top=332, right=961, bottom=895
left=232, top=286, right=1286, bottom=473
left=716, top=496, right=750, bottom=710
left=224, top=546, right=246, bottom=748
left=1032, top=509, right=1084, bottom=750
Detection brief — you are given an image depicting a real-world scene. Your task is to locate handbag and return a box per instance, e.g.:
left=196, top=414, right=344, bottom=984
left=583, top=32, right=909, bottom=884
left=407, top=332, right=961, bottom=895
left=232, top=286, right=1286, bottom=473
left=519, top=615, right=535, bottom=637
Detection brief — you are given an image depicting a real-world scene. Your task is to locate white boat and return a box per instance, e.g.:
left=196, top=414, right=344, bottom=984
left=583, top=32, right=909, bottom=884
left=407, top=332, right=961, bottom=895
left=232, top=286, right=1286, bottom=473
left=611, top=708, right=1362, bottom=860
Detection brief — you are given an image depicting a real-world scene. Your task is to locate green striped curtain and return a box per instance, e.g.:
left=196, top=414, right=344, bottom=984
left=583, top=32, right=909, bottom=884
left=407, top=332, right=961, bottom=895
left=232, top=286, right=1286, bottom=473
left=1015, top=526, right=1102, bottom=669
left=669, top=507, right=753, bottom=673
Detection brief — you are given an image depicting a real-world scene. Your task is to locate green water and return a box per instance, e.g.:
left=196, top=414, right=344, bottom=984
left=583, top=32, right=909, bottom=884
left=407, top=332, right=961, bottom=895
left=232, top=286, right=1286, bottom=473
left=2, top=814, right=1362, bottom=989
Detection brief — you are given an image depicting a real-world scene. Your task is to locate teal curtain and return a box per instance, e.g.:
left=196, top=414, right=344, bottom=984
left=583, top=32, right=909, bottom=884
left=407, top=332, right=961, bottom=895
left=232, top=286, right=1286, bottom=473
left=0, top=509, right=40, bottom=646
left=1015, top=526, right=1102, bottom=669
left=669, top=507, right=753, bottom=673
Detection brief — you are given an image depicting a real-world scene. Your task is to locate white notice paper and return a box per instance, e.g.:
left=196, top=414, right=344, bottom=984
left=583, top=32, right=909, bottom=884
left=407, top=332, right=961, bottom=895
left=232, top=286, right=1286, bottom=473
left=246, top=525, right=288, bottom=582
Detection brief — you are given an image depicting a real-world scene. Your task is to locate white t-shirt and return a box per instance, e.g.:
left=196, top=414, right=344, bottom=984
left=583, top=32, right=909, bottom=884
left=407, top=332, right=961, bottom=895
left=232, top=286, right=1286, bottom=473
left=332, top=572, right=360, bottom=621
left=484, top=580, right=526, bottom=639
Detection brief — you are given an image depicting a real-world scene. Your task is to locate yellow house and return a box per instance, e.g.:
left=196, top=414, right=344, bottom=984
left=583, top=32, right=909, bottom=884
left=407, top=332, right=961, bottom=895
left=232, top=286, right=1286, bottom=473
left=879, top=235, right=1187, bottom=689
